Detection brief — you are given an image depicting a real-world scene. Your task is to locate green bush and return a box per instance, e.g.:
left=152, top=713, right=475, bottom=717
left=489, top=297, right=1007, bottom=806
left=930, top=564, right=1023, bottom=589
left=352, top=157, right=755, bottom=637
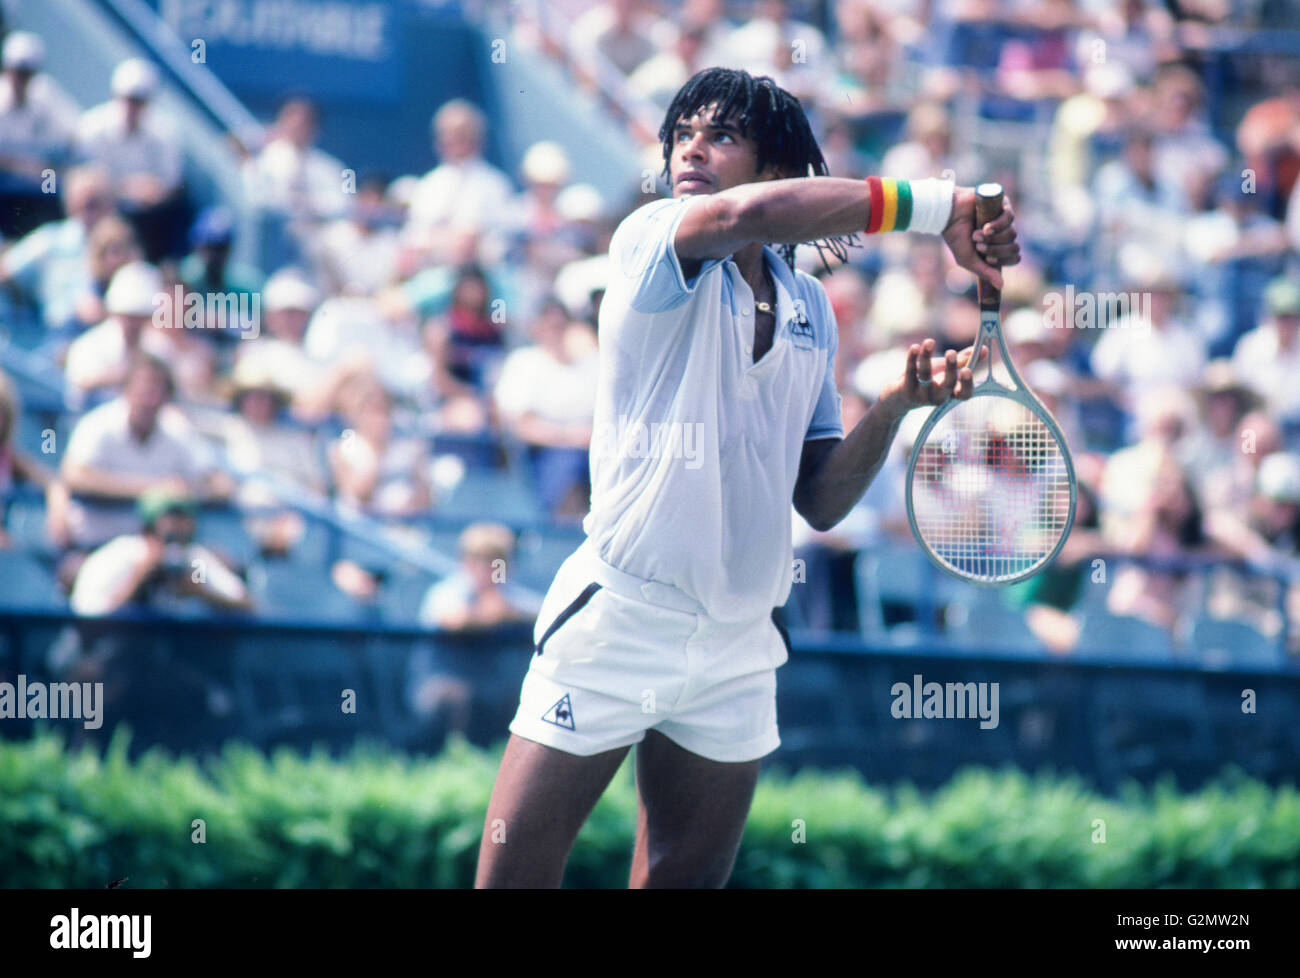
left=1, top=728, right=1297, bottom=888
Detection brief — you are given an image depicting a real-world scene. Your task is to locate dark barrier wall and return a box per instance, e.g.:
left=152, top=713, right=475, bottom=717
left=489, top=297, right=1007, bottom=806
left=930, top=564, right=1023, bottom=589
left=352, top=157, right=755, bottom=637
left=3, top=611, right=1298, bottom=794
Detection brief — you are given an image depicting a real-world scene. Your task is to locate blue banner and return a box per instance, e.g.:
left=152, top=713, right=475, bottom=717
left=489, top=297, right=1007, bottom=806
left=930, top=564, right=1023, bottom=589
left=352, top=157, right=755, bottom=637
left=153, top=0, right=404, bottom=101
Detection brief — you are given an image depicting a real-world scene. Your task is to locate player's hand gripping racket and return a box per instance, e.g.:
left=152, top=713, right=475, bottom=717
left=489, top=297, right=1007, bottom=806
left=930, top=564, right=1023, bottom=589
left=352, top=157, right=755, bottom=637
left=905, top=183, right=1077, bottom=585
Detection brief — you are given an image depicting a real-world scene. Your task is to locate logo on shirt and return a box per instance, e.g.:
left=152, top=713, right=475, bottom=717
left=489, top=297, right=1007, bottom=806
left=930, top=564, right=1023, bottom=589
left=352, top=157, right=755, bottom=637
left=541, top=693, right=576, bottom=730
left=789, top=300, right=814, bottom=347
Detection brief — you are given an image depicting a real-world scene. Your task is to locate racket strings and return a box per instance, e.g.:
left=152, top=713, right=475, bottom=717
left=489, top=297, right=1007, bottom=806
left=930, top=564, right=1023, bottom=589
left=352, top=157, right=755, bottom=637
left=911, top=398, right=1072, bottom=582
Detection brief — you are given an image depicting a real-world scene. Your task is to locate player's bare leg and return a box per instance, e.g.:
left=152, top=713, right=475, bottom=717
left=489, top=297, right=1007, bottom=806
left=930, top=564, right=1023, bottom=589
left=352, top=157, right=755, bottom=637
left=475, top=734, right=630, bottom=888
left=627, top=729, right=761, bottom=888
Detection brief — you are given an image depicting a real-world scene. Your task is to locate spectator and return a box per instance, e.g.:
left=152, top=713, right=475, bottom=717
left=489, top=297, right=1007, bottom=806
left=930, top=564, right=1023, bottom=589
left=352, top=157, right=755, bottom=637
left=310, top=174, right=401, bottom=297
left=1231, top=277, right=1300, bottom=424
left=58, top=353, right=231, bottom=554
left=1238, top=80, right=1300, bottom=222
left=880, top=102, right=981, bottom=183
left=1183, top=170, right=1288, bottom=357
left=0, top=164, right=114, bottom=331
left=1205, top=450, right=1300, bottom=643
left=0, top=368, right=55, bottom=547
left=1092, top=124, right=1188, bottom=281
left=234, top=269, right=365, bottom=422
left=422, top=263, right=507, bottom=399
left=1180, top=360, right=1263, bottom=505
left=1048, top=61, right=1137, bottom=236
left=75, top=59, right=186, bottom=261
left=1104, top=453, right=1210, bottom=633
left=569, top=0, right=673, bottom=80
left=721, top=0, right=832, bottom=104
left=242, top=96, right=347, bottom=267
left=405, top=100, right=513, bottom=264
left=495, top=300, right=599, bottom=519
left=69, top=212, right=144, bottom=336
left=63, top=259, right=171, bottom=405
left=221, top=357, right=326, bottom=556
left=0, top=31, right=78, bottom=237
left=628, top=24, right=708, bottom=110
left=406, top=521, right=541, bottom=744
left=178, top=206, right=264, bottom=338
left=418, top=522, right=540, bottom=630
left=1089, top=253, right=1204, bottom=416
left=328, top=379, right=432, bottom=519
left=1202, top=408, right=1281, bottom=515
left=69, top=487, right=251, bottom=616
left=1151, top=64, right=1228, bottom=197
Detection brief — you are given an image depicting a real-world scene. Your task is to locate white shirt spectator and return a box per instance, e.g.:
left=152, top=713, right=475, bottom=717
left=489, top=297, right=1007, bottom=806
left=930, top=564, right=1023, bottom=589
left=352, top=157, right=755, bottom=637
left=495, top=344, right=600, bottom=427
left=62, top=398, right=207, bottom=546
left=405, top=157, right=512, bottom=234
left=70, top=534, right=247, bottom=615
left=75, top=100, right=182, bottom=194
left=303, top=295, right=425, bottom=396
left=0, top=217, right=89, bottom=327
left=1090, top=315, right=1206, bottom=408
left=243, top=137, right=348, bottom=222
left=0, top=72, right=79, bottom=173
left=417, top=570, right=542, bottom=628
left=1232, top=322, right=1300, bottom=420
left=64, top=318, right=172, bottom=397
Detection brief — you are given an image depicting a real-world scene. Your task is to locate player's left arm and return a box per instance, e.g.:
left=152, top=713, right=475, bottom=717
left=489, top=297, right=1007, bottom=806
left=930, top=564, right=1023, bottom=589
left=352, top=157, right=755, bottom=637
left=793, top=340, right=976, bottom=532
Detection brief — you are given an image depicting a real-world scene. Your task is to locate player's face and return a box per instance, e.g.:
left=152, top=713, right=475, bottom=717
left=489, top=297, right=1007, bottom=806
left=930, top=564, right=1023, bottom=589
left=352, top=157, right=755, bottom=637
left=669, top=106, right=781, bottom=198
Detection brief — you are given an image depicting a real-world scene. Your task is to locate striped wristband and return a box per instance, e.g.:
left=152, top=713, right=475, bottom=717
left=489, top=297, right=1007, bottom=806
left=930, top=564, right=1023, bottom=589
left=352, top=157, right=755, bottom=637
left=864, top=176, right=954, bottom=235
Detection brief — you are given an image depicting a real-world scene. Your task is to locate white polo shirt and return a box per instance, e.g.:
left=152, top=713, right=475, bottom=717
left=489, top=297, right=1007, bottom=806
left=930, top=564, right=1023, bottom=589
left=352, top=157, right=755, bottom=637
left=584, top=195, right=843, bottom=624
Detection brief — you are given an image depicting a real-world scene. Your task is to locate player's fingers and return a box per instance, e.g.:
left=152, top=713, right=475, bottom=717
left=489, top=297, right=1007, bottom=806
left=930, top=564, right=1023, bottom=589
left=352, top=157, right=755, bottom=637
left=969, top=258, right=1004, bottom=290
left=916, top=339, right=935, bottom=390
left=904, top=344, right=920, bottom=392
left=955, top=367, right=974, bottom=399
left=972, top=201, right=1015, bottom=240
left=941, top=350, right=958, bottom=393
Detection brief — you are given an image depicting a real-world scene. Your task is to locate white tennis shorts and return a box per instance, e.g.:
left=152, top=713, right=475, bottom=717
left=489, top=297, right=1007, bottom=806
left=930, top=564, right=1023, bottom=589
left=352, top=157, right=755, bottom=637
left=508, top=539, right=790, bottom=763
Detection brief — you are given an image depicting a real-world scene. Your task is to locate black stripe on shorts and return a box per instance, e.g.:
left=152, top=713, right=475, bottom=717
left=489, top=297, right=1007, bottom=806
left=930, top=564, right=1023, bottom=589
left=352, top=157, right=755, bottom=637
left=534, top=582, right=602, bottom=658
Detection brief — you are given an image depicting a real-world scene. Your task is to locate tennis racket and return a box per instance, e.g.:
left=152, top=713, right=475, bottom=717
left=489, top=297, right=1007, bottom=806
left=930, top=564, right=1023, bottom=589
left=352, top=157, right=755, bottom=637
left=904, top=183, right=1077, bottom=585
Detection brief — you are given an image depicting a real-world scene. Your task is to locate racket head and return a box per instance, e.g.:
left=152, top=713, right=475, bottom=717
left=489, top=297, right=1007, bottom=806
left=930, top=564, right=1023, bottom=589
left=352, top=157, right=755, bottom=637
left=905, top=386, right=1077, bottom=586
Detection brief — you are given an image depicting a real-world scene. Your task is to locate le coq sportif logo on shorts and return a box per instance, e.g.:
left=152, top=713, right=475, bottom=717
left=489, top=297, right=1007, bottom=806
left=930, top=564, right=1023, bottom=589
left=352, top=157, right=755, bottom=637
left=541, top=693, right=575, bottom=730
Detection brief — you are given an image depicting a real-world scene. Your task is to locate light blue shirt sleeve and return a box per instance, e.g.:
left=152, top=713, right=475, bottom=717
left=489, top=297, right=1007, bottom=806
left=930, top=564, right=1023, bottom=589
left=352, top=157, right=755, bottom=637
left=803, top=281, right=844, bottom=442
left=609, top=197, right=727, bottom=313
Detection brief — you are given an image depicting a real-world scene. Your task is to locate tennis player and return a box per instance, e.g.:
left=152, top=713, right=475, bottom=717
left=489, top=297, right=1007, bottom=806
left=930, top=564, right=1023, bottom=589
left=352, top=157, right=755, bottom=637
left=476, top=67, right=1020, bottom=888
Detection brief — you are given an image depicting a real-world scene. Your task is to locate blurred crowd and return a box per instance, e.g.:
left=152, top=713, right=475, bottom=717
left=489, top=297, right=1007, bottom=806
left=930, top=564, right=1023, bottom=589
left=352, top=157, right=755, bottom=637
left=2, top=0, right=1300, bottom=663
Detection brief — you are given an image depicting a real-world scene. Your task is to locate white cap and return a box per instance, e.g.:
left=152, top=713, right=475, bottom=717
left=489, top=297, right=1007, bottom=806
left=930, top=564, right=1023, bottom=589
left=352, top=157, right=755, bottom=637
left=263, top=271, right=320, bottom=313
left=1258, top=452, right=1300, bottom=504
left=105, top=261, right=164, bottom=317
left=111, top=58, right=159, bottom=99
left=2, top=32, right=44, bottom=71
left=521, top=141, right=571, bottom=185
left=556, top=183, right=604, bottom=223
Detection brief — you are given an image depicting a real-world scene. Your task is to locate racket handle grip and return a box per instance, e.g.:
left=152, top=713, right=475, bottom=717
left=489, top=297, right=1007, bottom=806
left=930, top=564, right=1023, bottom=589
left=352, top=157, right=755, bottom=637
left=975, top=182, right=1004, bottom=311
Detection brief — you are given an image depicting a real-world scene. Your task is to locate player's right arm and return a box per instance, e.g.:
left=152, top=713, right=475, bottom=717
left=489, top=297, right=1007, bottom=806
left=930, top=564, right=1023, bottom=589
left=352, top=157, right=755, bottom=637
left=673, top=178, right=1019, bottom=287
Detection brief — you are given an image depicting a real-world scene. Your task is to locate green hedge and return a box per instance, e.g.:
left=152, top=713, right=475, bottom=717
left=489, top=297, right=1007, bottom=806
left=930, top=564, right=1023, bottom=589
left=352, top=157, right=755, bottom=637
left=1, top=728, right=1298, bottom=887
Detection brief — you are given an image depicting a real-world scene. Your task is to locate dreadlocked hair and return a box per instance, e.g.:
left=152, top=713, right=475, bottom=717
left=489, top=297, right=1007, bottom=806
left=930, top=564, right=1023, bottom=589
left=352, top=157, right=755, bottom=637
left=659, top=67, right=858, bottom=273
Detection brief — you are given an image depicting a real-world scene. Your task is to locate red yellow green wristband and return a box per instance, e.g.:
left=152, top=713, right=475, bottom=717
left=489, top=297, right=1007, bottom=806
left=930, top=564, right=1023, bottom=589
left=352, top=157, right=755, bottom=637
left=864, top=176, right=953, bottom=235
